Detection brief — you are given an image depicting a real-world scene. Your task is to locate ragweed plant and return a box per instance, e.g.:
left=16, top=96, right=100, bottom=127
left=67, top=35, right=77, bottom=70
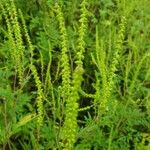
left=1, top=0, right=45, bottom=136
left=91, top=15, right=126, bottom=115
left=60, top=0, right=88, bottom=149
left=19, top=8, right=44, bottom=130
left=107, top=15, right=126, bottom=100
left=92, top=26, right=108, bottom=115
left=30, top=64, right=44, bottom=127
left=55, top=2, right=71, bottom=100
left=0, top=0, right=24, bottom=86
left=54, top=2, right=72, bottom=148
left=0, top=0, right=150, bottom=149
left=18, top=9, right=34, bottom=64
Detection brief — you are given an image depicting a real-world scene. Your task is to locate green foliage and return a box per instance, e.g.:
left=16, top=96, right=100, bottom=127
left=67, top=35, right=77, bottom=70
left=0, top=0, right=150, bottom=149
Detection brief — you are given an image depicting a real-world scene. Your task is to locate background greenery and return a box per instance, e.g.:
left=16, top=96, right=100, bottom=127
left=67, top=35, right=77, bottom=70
left=0, top=0, right=150, bottom=149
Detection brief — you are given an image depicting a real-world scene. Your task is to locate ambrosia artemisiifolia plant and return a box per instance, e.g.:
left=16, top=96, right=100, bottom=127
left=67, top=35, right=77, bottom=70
left=1, top=0, right=44, bottom=130
left=107, top=15, right=126, bottom=97
left=1, top=0, right=24, bottom=86
left=19, top=7, right=44, bottom=129
left=55, top=2, right=71, bottom=100
left=30, top=64, right=44, bottom=128
left=1, top=0, right=150, bottom=149
left=55, top=0, right=88, bottom=149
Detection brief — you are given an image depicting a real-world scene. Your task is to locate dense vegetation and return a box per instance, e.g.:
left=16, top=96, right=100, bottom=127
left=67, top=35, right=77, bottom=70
left=0, top=0, right=150, bottom=149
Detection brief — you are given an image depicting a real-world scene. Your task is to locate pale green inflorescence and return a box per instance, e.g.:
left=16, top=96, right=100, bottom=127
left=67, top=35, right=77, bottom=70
left=30, top=64, right=44, bottom=127
left=1, top=0, right=24, bottom=86
left=107, top=16, right=126, bottom=97
left=57, top=0, right=88, bottom=149
left=55, top=2, right=71, bottom=100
